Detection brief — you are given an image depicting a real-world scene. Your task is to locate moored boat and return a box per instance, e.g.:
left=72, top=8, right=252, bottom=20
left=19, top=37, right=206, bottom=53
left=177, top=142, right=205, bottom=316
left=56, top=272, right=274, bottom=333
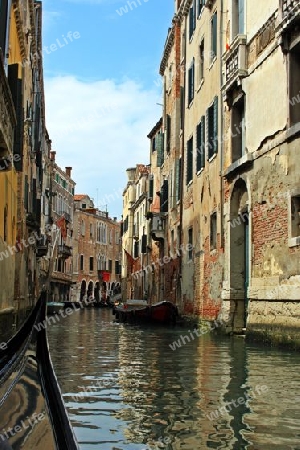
left=113, top=300, right=178, bottom=325
left=47, top=301, right=64, bottom=315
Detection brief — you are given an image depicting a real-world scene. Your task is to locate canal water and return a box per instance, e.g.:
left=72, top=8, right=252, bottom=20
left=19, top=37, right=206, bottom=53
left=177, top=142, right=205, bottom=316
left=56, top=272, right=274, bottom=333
left=47, top=307, right=300, bottom=450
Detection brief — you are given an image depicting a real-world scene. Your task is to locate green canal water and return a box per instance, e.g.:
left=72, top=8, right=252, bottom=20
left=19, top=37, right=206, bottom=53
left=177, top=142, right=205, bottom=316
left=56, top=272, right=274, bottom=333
left=47, top=307, right=300, bottom=450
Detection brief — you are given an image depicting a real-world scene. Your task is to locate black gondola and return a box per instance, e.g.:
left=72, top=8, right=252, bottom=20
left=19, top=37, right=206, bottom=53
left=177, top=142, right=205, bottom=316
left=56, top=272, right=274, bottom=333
left=0, top=291, right=79, bottom=450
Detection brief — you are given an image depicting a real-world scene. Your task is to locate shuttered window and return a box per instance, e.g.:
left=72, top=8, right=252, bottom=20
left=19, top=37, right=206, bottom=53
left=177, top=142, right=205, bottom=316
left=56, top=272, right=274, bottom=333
left=196, top=116, right=205, bottom=171
left=160, top=179, right=169, bottom=213
left=207, top=96, right=218, bottom=159
left=186, top=137, right=193, bottom=185
left=188, top=58, right=195, bottom=105
left=175, top=158, right=182, bottom=202
left=156, top=133, right=164, bottom=167
left=166, top=114, right=171, bottom=153
left=211, top=12, right=217, bottom=61
left=189, top=1, right=196, bottom=40
left=8, top=64, right=24, bottom=171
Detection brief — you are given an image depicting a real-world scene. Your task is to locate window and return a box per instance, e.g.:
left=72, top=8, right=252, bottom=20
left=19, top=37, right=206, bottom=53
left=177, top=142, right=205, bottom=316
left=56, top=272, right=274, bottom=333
left=197, top=0, right=205, bottom=18
left=166, top=114, right=171, bottom=153
left=3, top=205, right=8, bottom=242
left=211, top=12, right=217, bottom=61
left=231, top=96, right=245, bottom=162
left=81, top=220, right=85, bottom=236
left=186, top=136, right=193, bottom=184
left=189, top=1, right=196, bottom=40
left=232, top=0, right=244, bottom=38
left=175, top=158, right=182, bottom=202
left=82, top=203, right=86, bottom=209
left=134, top=240, right=139, bottom=258
left=156, top=132, right=164, bottom=167
left=181, top=30, right=186, bottom=60
left=160, top=179, right=169, bottom=213
left=188, top=228, right=193, bottom=260
left=188, top=58, right=195, bottom=105
left=196, top=116, right=205, bottom=171
left=210, top=212, right=217, bottom=250
left=207, top=96, right=218, bottom=159
left=115, top=260, right=120, bottom=275
left=152, top=136, right=156, bottom=152
left=180, top=86, right=185, bottom=130
left=291, top=196, right=300, bottom=238
left=89, top=257, right=94, bottom=272
left=199, top=39, right=205, bottom=85
left=80, top=255, right=84, bottom=271
left=289, top=42, right=300, bottom=127
left=108, top=259, right=112, bottom=273
left=90, top=223, right=93, bottom=239
left=168, top=64, right=173, bottom=91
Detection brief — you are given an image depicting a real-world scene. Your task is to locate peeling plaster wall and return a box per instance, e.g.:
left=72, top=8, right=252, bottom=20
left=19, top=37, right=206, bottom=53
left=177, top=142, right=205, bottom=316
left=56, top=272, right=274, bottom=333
left=245, top=49, right=287, bottom=154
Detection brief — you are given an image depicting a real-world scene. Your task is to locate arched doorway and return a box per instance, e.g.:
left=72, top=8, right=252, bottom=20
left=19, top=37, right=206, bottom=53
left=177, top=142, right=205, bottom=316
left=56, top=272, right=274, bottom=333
left=87, top=281, right=94, bottom=300
left=80, top=280, right=86, bottom=301
left=94, top=282, right=100, bottom=302
left=230, top=179, right=249, bottom=332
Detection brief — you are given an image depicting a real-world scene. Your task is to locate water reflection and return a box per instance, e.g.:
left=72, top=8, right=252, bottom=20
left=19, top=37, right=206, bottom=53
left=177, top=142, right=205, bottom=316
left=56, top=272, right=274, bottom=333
left=48, top=308, right=300, bottom=450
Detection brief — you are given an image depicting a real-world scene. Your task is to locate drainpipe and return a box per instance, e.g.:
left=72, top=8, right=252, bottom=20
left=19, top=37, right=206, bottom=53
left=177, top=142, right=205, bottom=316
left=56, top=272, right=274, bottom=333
left=178, top=14, right=187, bottom=313
left=220, top=0, right=224, bottom=250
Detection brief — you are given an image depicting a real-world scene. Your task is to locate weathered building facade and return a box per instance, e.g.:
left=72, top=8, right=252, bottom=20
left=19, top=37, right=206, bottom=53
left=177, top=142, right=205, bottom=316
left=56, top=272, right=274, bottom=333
left=72, top=195, right=121, bottom=303
left=221, top=0, right=300, bottom=343
left=121, top=165, right=150, bottom=300
left=49, top=155, right=75, bottom=302
left=0, top=0, right=53, bottom=335
left=122, top=0, right=300, bottom=345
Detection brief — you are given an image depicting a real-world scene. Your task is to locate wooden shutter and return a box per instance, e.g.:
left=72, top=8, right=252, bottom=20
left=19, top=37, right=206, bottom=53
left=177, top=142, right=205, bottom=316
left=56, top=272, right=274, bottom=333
left=0, top=0, right=8, bottom=54
left=156, top=133, right=164, bottom=167
left=141, top=234, right=147, bottom=254
left=213, top=96, right=218, bottom=154
left=8, top=64, right=23, bottom=171
left=166, top=114, right=171, bottom=153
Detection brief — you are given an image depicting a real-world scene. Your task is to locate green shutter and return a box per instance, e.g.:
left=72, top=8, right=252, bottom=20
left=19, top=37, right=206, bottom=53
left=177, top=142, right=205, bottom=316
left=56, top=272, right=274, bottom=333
left=186, top=137, right=193, bottom=184
left=156, top=133, right=164, bottom=167
left=213, top=96, right=218, bottom=154
left=149, top=176, right=154, bottom=200
left=201, top=115, right=205, bottom=167
left=212, top=13, right=217, bottom=59
left=196, top=121, right=202, bottom=172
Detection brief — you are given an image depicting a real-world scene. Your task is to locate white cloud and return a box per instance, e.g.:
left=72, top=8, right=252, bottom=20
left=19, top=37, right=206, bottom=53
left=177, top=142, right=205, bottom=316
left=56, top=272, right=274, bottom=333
left=44, top=75, right=162, bottom=218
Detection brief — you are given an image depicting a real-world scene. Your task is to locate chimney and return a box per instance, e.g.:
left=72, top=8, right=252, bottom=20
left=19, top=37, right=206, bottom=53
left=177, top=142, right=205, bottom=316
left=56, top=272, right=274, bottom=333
left=50, top=151, right=56, bottom=161
left=65, top=166, right=72, bottom=178
left=114, top=217, right=117, bottom=221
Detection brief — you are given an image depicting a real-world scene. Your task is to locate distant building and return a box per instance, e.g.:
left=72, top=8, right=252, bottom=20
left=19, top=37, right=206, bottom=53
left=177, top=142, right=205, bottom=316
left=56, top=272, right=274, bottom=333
left=49, top=153, right=75, bottom=302
left=72, top=195, right=121, bottom=303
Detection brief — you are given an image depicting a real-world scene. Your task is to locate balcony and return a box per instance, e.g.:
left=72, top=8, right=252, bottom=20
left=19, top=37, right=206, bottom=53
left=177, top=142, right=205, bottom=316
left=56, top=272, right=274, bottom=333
left=151, top=213, right=166, bottom=242
left=0, top=53, right=16, bottom=169
left=58, top=244, right=72, bottom=258
left=278, top=0, right=300, bottom=51
left=222, top=35, right=247, bottom=96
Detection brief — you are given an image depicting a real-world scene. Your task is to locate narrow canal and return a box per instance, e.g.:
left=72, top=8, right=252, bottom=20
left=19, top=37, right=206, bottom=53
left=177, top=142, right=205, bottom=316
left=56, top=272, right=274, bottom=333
left=47, top=307, right=300, bottom=450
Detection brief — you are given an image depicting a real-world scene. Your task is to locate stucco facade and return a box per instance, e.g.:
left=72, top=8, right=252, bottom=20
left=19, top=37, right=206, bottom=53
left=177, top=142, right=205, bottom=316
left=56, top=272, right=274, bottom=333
left=72, top=195, right=121, bottom=303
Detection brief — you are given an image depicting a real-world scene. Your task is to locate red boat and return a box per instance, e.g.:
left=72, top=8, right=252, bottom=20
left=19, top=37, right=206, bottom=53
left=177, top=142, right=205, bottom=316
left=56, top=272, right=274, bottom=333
left=113, top=300, right=179, bottom=325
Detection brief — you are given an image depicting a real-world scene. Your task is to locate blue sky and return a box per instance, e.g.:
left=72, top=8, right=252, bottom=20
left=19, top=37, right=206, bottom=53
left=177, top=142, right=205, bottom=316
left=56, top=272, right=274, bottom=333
left=42, top=0, right=173, bottom=218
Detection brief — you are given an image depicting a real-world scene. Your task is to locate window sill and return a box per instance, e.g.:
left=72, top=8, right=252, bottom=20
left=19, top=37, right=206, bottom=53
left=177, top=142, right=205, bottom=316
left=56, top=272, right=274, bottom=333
left=289, top=237, right=300, bottom=248
left=196, top=79, right=204, bottom=93
left=187, top=180, right=193, bottom=188
left=208, top=152, right=217, bottom=163
left=209, top=56, right=217, bottom=70
left=196, top=168, right=204, bottom=176
left=223, top=153, right=253, bottom=178
left=188, top=99, right=194, bottom=109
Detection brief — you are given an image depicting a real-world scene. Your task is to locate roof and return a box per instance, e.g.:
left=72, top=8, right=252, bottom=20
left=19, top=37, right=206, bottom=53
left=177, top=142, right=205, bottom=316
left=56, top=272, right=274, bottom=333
left=74, top=194, right=87, bottom=201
